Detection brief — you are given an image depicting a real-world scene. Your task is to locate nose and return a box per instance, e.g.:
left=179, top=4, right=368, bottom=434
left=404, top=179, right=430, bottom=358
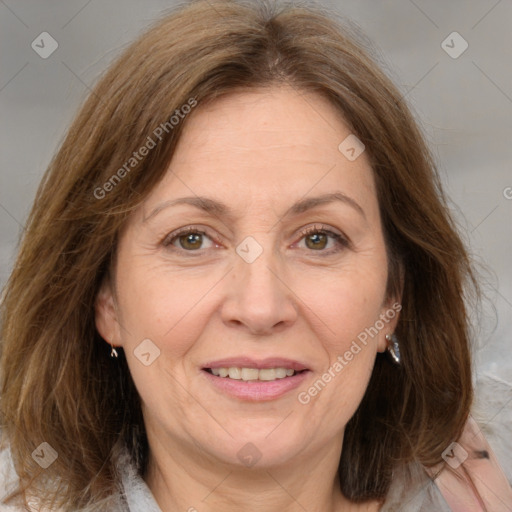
left=220, top=244, right=298, bottom=336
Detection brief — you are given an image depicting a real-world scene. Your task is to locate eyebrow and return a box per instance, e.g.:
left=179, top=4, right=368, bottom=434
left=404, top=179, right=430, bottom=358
left=143, top=192, right=366, bottom=223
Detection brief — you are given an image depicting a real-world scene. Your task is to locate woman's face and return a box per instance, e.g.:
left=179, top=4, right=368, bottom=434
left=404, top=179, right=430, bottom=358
left=96, top=85, right=399, bottom=470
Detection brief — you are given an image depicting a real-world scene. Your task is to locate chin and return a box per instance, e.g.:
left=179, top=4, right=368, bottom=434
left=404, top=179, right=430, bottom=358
left=200, top=427, right=307, bottom=470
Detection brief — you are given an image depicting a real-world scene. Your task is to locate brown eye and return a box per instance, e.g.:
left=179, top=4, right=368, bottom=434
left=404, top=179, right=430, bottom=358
left=178, top=232, right=204, bottom=250
left=304, top=231, right=328, bottom=250
left=163, top=227, right=215, bottom=252
left=296, top=225, right=350, bottom=255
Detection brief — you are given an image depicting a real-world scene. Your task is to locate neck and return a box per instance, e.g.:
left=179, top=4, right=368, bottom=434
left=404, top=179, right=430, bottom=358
left=143, top=423, right=381, bottom=512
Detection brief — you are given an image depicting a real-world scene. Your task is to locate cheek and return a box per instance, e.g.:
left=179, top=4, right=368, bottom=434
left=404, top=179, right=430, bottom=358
left=296, top=346, right=375, bottom=447
left=114, top=259, right=214, bottom=424
left=295, top=260, right=388, bottom=349
left=115, top=253, right=220, bottom=359
left=293, top=260, right=386, bottom=419
left=300, top=332, right=377, bottom=435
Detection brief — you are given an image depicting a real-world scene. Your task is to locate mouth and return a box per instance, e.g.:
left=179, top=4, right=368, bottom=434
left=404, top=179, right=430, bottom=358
left=203, top=366, right=309, bottom=382
left=200, top=357, right=311, bottom=401
left=203, top=367, right=308, bottom=381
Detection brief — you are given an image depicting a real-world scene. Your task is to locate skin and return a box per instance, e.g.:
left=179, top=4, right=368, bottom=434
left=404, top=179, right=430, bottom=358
left=95, top=85, right=400, bottom=512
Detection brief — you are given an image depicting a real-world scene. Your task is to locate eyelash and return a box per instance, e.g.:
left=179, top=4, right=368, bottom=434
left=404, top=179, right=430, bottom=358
left=298, top=224, right=350, bottom=254
left=162, top=224, right=350, bottom=256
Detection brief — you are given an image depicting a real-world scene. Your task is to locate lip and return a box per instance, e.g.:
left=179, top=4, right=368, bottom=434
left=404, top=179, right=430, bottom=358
left=201, top=367, right=311, bottom=401
left=201, top=357, right=310, bottom=372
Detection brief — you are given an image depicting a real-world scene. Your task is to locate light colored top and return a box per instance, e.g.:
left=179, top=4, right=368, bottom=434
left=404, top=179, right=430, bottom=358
left=2, top=366, right=512, bottom=512
left=2, top=416, right=511, bottom=512
left=0, top=441, right=453, bottom=511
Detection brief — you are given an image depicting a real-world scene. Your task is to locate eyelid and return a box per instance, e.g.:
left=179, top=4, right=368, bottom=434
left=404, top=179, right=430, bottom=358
left=293, top=223, right=351, bottom=252
left=297, top=223, right=344, bottom=239
left=161, top=225, right=218, bottom=248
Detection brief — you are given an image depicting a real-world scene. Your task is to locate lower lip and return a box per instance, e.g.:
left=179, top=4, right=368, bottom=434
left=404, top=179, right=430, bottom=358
left=201, top=369, right=311, bottom=401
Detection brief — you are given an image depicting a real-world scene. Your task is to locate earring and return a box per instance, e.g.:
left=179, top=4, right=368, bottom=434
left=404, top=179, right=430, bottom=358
left=385, top=333, right=401, bottom=364
left=110, top=343, right=119, bottom=358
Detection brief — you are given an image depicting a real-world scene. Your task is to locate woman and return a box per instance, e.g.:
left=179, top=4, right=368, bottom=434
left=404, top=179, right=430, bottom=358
left=1, top=0, right=511, bottom=510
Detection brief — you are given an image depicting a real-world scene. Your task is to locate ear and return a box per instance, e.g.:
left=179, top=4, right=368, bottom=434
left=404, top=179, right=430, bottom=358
left=376, top=298, right=402, bottom=353
left=95, top=276, right=122, bottom=349
left=377, top=273, right=404, bottom=353
left=377, top=260, right=405, bottom=352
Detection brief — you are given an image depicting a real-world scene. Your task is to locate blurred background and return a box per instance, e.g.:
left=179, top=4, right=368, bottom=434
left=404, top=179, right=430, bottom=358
left=1, top=0, right=511, bottom=479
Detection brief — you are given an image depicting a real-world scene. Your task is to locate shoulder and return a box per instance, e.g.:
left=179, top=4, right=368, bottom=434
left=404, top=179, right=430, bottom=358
left=0, top=439, right=55, bottom=511
left=380, top=460, right=452, bottom=511
left=0, top=440, right=29, bottom=511
left=380, top=399, right=512, bottom=512
left=473, top=367, right=512, bottom=482
left=425, top=412, right=512, bottom=511
left=0, top=437, right=129, bottom=512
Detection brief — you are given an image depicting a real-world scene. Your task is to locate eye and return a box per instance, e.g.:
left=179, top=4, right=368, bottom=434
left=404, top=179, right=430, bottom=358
left=162, top=223, right=350, bottom=255
left=162, top=226, right=216, bottom=252
left=295, top=224, right=349, bottom=254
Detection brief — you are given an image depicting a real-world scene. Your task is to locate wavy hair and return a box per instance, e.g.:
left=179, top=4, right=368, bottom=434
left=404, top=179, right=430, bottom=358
left=0, top=0, right=477, bottom=509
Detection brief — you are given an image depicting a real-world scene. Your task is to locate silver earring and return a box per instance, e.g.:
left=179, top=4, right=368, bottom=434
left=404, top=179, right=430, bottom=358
left=110, top=344, right=119, bottom=358
left=385, top=333, right=400, bottom=364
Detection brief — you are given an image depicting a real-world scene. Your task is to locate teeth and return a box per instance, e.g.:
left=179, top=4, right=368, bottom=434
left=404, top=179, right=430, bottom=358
left=209, top=367, right=299, bottom=381
left=241, top=368, right=259, bottom=380
left=228, top=367, right=242, bottom=379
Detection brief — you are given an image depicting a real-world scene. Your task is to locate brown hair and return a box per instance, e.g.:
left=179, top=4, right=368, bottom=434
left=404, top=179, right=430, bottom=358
left=0, top=0, right=477, bottom=508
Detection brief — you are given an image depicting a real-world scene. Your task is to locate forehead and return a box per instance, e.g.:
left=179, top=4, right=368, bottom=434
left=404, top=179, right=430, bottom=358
left=142, top=85, right=377, bottom=220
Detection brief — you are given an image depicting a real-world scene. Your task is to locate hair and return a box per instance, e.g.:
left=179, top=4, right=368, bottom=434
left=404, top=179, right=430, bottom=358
left=0, top=0, right=478, bottom=509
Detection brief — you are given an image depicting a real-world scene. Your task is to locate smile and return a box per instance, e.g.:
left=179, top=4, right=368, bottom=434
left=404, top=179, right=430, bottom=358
left=201, top=367, right=311, bottom=401
left=205, top=367, right=305, bottom=381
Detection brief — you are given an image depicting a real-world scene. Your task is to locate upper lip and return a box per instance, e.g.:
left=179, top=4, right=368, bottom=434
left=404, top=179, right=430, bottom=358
left=202, top=357, right=310, bottom=371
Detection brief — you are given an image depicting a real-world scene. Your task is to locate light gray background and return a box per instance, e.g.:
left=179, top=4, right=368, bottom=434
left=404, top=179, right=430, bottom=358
left=1, top=0, right=511, bottom=477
